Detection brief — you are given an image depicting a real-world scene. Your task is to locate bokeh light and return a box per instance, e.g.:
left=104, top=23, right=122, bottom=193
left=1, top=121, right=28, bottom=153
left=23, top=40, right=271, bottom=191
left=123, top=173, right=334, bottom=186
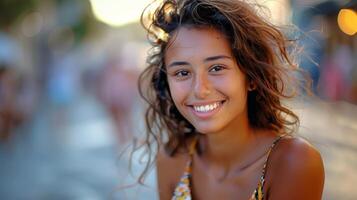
left=337, top=8, right=357, bottom=36
left=89, top=0, right=153, bottom=27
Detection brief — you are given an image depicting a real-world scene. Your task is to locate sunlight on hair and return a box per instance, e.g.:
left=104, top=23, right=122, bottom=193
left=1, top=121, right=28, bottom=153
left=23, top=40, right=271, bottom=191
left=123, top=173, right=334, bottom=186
left=90, top=0, right=160, bottom=27
left=257, top=0, right=291, bottom=25
left=337, top=9, right=357, bottom=36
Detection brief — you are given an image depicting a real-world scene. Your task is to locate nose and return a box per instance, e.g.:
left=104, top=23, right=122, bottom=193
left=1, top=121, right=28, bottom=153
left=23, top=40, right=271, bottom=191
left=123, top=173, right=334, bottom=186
left=193, top=73, right=211, bottom=99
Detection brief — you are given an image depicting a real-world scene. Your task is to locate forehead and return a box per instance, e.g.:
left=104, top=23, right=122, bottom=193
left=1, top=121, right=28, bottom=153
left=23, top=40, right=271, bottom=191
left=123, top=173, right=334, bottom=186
left=165, top=27, right=233, bottom=61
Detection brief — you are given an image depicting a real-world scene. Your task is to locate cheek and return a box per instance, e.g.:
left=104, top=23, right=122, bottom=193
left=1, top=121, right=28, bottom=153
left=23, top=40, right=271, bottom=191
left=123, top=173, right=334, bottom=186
left=214, top=74, right=247, bottom=90
left=213, top=75, right=248, bottom=100
left=168, top=80, right=190, bottom=106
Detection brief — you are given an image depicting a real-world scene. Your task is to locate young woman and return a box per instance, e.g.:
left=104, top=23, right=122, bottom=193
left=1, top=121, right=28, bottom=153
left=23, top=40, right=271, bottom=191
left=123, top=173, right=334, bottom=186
left=138, top=0, right=325, bottom=199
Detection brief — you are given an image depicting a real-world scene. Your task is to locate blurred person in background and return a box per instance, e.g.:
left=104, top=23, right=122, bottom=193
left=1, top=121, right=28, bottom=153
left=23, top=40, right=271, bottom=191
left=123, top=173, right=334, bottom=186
left=0, top=63, right=23, bottom=141
left=317, top=20, right=354, bottom=102
left=290, top=0, right=324, bottom=94
left=0, top=32, right=36, bottom=142
left=307, top=0, right=356, bottom=103
left=293, top=0, right=357, bottom=103
left=97, top=53, right=140, bottom=145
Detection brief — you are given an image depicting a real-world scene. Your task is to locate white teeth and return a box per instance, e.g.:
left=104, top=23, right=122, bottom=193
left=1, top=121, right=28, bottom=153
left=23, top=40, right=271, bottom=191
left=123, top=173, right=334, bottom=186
left=193, top=102, right=221, bottom=112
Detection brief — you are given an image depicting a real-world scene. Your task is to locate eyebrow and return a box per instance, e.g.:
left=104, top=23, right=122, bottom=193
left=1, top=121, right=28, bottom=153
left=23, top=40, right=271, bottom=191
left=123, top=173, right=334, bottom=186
left=204, top=55, right=232, bottom=62
left=168, top=61, right=190, bottom=68
left=167, top=55, right=232, bottom=68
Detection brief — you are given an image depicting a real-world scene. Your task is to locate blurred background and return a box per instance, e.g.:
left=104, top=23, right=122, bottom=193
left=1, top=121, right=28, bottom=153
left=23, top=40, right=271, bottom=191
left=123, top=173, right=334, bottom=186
left=0, top=0, right=356, bottom=199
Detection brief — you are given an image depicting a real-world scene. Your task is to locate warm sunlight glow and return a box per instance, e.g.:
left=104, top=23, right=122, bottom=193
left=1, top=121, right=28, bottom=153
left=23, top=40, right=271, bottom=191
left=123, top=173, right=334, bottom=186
left=89, top=0, right=155, bottom=27
left=90, top=0, right=290, bottom=27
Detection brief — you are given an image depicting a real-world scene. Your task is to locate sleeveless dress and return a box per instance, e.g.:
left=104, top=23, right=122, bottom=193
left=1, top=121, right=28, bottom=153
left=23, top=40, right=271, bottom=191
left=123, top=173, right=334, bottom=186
left=171, top=135, right=286, bottom=200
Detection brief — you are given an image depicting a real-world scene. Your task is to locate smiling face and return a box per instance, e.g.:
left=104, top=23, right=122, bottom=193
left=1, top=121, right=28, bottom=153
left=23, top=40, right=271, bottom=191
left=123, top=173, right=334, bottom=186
left=165, top=27, right=249, bottom=134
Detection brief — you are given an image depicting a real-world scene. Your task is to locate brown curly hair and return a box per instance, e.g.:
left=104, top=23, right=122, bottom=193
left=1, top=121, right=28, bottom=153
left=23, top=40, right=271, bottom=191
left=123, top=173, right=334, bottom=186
left=136, top=0, right=304, bottom=182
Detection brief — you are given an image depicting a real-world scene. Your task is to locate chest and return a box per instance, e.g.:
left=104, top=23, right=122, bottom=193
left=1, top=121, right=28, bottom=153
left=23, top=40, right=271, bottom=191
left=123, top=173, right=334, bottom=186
left=189, top=157, right=266, bottom=200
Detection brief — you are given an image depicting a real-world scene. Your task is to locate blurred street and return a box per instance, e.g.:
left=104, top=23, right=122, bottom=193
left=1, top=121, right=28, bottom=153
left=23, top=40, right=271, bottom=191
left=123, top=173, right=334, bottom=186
left=0, top=90, right=158, bottom=200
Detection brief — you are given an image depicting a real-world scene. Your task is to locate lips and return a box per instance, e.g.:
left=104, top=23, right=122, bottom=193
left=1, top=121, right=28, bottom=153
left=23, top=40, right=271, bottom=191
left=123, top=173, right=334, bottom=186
left=187, top=100, right=226, bottom=118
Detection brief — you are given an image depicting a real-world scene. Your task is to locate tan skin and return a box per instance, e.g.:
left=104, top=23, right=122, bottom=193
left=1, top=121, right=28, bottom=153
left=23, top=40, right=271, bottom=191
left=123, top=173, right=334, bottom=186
left=156, top=27, right=324, bottom=200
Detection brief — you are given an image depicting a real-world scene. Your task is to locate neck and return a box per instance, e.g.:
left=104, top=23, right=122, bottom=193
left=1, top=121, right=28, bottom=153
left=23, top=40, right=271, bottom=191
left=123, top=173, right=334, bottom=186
left=198, top=116, right=256, bottom=169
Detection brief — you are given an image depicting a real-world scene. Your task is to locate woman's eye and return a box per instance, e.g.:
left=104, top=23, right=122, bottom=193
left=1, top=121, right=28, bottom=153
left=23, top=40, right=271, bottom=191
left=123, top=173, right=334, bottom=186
left=175, top=70, right=190, bottom=77
left=209, top=65, right=224, bottom=72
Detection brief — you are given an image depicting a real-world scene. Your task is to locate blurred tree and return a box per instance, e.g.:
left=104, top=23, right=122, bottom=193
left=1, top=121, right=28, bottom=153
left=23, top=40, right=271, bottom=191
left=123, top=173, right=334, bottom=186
left=0, top=0, right=39, bottom=30
left=54, top=0, right=99, bottom=43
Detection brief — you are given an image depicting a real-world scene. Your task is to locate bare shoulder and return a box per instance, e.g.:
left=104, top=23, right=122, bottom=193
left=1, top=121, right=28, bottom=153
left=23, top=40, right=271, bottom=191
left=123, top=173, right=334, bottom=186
left=270, top=136, right=324, bottom=168
left=267, top=136, right=325, bottom=200
left=156, top=146, right=189, bottom=200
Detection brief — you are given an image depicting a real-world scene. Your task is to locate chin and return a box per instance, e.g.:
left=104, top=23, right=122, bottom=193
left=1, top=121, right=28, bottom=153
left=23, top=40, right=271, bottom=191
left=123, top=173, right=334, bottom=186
left=194, top=124, right=222, bottom=134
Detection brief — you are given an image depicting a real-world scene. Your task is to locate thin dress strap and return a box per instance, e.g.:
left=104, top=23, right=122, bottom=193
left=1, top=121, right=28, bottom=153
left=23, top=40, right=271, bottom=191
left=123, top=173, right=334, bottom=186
left=171, top=138, right=198, bottom=200
left=184, top=138, right=198, bottom=173
left=252, top=134, right=288, bottom=200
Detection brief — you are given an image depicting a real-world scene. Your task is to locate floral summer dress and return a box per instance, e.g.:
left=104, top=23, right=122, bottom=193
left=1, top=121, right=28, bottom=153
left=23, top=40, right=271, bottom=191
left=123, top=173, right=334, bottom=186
left=171, top=135, right=286, bottom=200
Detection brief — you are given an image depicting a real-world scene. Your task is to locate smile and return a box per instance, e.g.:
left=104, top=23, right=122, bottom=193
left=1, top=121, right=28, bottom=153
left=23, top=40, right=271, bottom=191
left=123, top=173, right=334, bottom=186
left=193, top=102, right=221, bottom=112
left=188, top=100, right=226, bottom=119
